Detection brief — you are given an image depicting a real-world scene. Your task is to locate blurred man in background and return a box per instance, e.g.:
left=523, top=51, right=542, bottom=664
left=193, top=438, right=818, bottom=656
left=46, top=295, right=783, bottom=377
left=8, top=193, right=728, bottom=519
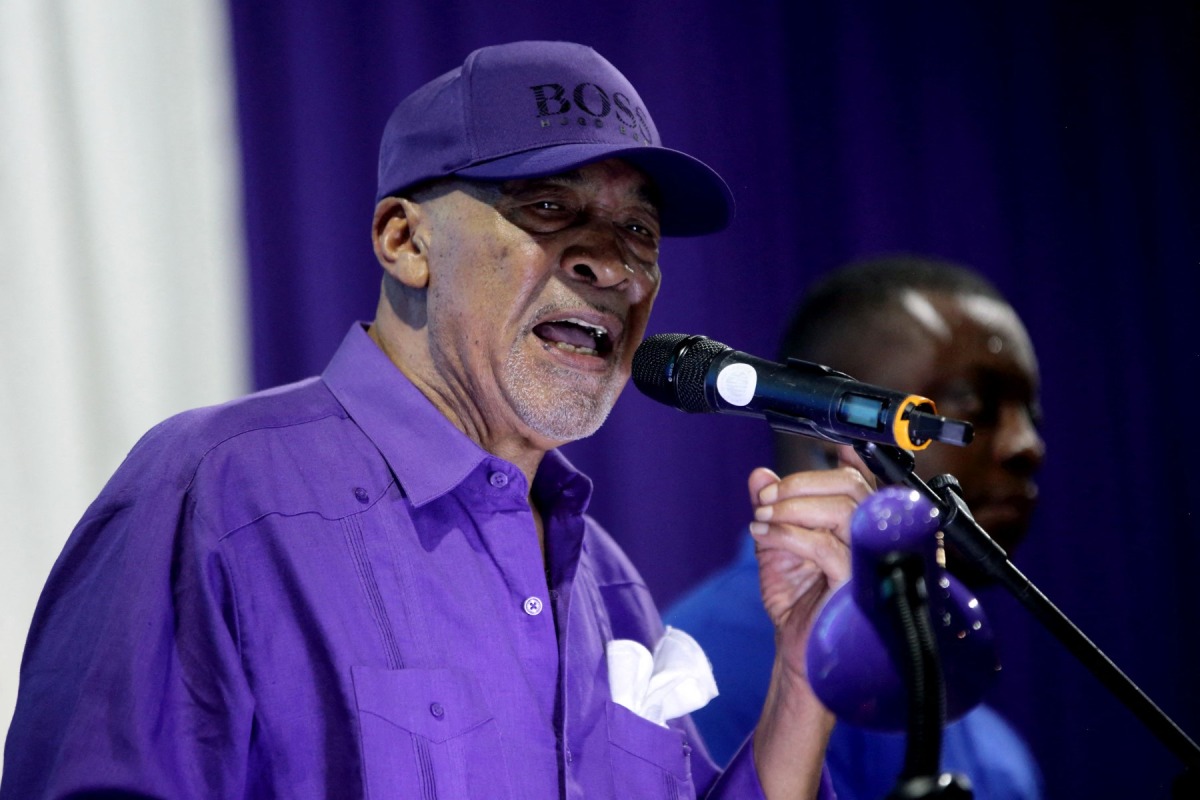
left=667, top=255, right=1046, bottom=799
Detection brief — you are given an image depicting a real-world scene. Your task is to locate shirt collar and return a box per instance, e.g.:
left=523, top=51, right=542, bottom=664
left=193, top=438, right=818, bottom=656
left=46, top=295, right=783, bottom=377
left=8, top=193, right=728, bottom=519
left=322, top=324, right=488, bottom=506
left=534, top=448, right=594, bottom=517
left=321, top=324, right=594, bottom=514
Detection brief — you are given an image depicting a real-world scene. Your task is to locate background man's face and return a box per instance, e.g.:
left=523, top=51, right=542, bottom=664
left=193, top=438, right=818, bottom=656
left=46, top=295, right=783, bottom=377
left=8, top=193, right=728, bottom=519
left=783, top=289, right=1044, bottom=581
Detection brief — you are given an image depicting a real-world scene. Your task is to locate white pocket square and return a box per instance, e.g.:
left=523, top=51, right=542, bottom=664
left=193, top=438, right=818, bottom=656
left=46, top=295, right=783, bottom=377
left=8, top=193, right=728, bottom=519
left=606, top=626, right=719, bottom=727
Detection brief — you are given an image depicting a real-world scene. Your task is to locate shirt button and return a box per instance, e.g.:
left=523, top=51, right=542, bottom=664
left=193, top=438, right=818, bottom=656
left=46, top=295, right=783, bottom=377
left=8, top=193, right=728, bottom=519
left=488, top=471, right=509, bottom=488
left=430, top=702, right=445, bottom=719
left=353, top=487, right=370, bottom=503
left=565, top=746, right=573, bottom=764
left=523, top=596, right=544, bottom=616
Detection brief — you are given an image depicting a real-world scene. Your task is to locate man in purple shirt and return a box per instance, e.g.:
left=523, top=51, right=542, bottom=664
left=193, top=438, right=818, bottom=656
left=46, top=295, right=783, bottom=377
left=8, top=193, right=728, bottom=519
left=3, top=42, right=866, bottom=799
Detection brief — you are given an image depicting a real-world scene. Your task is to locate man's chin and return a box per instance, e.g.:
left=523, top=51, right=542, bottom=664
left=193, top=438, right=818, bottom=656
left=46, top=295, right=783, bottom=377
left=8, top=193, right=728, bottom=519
left=516, top=396, right=615, bottom=446
left=505, top=357, right=624, bottom=445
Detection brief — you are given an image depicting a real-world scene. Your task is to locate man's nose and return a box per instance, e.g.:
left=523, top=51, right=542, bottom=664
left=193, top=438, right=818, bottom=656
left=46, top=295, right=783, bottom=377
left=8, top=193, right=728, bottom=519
left=560, top=220, right=654, bottom=295
left=565, top=257, right=630, bottom=289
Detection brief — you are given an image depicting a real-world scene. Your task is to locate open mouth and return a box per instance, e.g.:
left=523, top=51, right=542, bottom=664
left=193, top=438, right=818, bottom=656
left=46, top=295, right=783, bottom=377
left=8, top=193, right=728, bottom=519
left=532, top=317, right=614, bottom=357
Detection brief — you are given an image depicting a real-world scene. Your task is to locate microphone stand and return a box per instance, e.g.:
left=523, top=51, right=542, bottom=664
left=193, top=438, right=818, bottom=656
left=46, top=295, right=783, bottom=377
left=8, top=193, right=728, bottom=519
left=853, top=441, right=1200, bottom=794
left=878, top=551, right=973, bottom=799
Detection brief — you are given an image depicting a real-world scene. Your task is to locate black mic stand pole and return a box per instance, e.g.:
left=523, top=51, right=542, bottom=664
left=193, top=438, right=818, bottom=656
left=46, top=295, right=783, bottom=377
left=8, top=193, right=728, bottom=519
left=853, top=441, right=1200, bottom=795
left=878, top=549, right=973, bottom=799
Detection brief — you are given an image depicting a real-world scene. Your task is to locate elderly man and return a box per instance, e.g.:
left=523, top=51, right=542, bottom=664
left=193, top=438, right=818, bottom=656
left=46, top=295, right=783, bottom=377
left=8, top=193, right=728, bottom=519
left=667, top=256, right=1047, bottom=799
left=3, top=42, right=861, bottom=799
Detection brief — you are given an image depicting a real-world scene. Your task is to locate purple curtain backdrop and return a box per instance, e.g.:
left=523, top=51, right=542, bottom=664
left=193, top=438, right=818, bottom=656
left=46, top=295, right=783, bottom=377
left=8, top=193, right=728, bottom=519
left=228, top=2, right=1200, bottom=797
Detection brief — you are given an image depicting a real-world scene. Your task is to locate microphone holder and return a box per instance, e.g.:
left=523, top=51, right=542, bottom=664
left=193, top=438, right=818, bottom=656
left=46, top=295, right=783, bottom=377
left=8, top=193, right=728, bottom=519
left=878, top=551, right=974, bottom=799
left=852, top=440, right=1200, bottom=791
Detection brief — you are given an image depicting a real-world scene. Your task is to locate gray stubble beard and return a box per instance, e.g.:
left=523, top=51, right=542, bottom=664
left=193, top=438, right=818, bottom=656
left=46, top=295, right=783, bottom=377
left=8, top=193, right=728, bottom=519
left=504, top=344, right=624, bottom=444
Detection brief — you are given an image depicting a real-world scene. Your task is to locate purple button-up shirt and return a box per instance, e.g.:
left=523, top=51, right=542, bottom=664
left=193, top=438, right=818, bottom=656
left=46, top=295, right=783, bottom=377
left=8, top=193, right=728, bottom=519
left=3, top=325, right=790, bottom=800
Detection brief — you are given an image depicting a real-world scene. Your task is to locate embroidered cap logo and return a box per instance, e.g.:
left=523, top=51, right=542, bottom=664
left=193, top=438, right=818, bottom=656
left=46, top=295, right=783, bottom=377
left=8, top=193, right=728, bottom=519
left=530, top=82, right=654, bottom=144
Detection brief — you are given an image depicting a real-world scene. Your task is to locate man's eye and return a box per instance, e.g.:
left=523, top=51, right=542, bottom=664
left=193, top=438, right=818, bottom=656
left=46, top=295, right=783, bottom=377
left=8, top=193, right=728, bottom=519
left=506, top=201, right=578, bottom=234
left=524, top=199, right=580, bottom=217
left=622, top=218, right=662, bottom=253
left=934, top=390, right=986, bottom=425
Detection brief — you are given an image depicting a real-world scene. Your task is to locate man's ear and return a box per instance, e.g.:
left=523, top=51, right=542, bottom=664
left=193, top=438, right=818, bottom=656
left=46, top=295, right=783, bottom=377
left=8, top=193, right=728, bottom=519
left=372, top=197, right=429, bottom=289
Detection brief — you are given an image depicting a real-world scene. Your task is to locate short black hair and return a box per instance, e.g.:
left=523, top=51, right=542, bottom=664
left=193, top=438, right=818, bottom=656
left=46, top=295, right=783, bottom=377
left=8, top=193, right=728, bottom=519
left=777, top=254, right=1004, bottom=364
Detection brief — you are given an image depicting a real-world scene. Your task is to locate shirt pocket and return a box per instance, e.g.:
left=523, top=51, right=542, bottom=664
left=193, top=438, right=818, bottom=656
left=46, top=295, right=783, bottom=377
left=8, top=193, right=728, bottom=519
left=352, top=665, right=511, bottom=800
left=605, top=700, right=697, bottom=799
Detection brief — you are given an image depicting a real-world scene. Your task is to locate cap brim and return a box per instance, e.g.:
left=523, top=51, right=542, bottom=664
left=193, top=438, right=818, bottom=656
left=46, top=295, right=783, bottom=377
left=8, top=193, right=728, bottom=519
left=455, top=143, right=734, bottom=237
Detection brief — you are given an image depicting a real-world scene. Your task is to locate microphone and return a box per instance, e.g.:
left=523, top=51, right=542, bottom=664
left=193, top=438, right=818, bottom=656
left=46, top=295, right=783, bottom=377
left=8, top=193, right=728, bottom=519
left=806, top=487, right=997, bottom=731
left=631, top=333, right=972, bottom=450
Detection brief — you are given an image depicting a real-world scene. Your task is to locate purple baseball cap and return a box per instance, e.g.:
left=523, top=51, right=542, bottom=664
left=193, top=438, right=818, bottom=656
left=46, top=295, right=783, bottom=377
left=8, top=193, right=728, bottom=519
left=376, top=41, right=734, bottom=236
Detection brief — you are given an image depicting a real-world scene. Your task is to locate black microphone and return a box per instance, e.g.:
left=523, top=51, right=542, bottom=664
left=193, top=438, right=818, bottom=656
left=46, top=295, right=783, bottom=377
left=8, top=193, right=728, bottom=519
left=631, top=333, right=973, bottom=449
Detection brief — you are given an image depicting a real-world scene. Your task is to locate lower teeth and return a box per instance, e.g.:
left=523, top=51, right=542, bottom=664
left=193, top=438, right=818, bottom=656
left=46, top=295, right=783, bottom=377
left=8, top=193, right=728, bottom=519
left=552, top=341, right=598, bottom=356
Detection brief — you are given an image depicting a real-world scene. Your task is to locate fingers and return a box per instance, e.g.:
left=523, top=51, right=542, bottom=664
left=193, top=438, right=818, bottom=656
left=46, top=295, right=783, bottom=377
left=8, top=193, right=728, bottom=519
left=746, top=462, right=870, bottom=595
left=749, top=464, right=872, bottom=506
left=748, top=466, right=781, bottom=507
left=750, top=466, right=872, bottom=542
left=753, top=524, right=851, bottom=586
left=752, top=497, right=857, bottom=547
left=759, top=465, right=874, bottom=505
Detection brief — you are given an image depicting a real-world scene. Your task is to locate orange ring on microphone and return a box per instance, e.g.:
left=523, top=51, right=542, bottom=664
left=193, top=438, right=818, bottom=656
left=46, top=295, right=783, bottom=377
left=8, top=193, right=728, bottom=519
left=893, top=395, right=937, bottom=451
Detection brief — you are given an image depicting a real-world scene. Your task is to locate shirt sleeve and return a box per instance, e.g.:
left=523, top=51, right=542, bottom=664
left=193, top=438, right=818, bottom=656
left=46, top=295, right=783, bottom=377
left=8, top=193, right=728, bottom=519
left=1, top=425, right=255, bottom=800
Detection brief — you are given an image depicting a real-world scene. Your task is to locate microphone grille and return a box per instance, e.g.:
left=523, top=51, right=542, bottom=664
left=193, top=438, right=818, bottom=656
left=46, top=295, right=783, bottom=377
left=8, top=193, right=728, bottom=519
left=632, top=333, right=727, bottom=413
left=631, top=333, right=687, bottom=404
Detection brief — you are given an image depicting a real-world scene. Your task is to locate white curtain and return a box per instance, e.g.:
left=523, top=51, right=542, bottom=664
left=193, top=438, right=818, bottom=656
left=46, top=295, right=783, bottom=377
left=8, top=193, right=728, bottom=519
left=0, top=0, right=249, bottom=753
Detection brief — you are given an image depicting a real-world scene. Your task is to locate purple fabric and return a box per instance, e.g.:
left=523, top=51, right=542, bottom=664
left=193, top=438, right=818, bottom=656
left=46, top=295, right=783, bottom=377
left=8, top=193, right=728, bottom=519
left=223, top=4, right=1200, bottom=797
left=1, top=325, right=770, bottom=799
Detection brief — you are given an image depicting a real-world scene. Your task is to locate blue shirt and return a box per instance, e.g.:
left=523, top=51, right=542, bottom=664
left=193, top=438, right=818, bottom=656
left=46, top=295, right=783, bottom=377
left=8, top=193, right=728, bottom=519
left=666, top=532, right=1044, bottom=800
left=3, top=325, right=781, bottom=800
